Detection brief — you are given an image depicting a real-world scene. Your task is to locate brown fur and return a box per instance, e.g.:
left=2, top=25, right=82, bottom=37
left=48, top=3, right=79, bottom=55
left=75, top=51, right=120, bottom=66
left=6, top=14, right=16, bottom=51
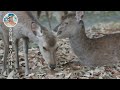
left=43, top=29, right=56, bottom=47
left=57, top=12, right=120, bottom=67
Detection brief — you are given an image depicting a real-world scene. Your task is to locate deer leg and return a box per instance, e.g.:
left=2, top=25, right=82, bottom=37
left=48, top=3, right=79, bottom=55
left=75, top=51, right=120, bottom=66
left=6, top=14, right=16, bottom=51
left=2, top=43, right=9, bottom=74
left=1, top=29, right=9, bottom=74
left=23, top=37, right=30, bottom=76
left=14, top=39, right=19, bottom=69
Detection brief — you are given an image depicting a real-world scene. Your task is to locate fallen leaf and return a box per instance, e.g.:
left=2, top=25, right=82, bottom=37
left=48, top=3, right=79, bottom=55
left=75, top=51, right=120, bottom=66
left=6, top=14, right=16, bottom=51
left=65, top=73, right=72, bottom=79
left=28, top=73, right=35, bottom=77
left=3, top=71, right=7, bottom=76
left=19, top=61, right=25, bottom=66
left=7, top=70, right=15, bottom=79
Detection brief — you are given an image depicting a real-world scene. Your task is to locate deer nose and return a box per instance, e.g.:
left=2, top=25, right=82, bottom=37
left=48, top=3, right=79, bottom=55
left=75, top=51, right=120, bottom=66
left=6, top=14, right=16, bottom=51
left=50, top=64, right=56, bottom=70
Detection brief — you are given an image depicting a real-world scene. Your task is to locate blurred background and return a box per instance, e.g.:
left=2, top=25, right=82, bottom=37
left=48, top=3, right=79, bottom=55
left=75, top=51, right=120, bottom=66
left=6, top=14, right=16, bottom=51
left=39, top=11, right=120, bottom=31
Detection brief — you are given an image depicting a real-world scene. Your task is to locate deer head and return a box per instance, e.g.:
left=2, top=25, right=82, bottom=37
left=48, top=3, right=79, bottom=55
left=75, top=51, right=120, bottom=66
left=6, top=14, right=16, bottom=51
left=31, top=21, right=58, bottom=70
left=57, top=11, right=85, bottom=38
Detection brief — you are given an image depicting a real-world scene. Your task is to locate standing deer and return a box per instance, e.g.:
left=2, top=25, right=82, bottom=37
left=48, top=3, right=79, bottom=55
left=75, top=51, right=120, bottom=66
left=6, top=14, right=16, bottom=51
left=0, top=11, right=58, bottom=76
left=57, top=11, right=120, bottom=67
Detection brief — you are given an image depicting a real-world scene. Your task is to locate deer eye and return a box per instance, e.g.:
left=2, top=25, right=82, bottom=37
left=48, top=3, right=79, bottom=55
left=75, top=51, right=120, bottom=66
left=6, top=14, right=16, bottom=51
left=65, top=22, right=68, bottom=24
left=43, top=47, right=48, bottom=51
left=57, top=30, right=62, bottom=35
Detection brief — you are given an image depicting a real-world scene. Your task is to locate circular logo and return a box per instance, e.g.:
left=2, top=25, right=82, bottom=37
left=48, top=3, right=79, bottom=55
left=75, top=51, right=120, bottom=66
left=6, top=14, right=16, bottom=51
left=3, top=13, right=18, bottom=28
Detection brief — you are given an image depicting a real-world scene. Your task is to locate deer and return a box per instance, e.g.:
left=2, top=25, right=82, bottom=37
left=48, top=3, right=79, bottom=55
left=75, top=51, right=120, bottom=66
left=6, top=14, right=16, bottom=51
left=0, top=11, right=58, bottom=76
left=57, top=11, right=120, bottom=67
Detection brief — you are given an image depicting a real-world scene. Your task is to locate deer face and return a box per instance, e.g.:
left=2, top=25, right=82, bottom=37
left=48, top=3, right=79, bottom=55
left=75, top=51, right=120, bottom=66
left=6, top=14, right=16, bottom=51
left=40, top=40, right=58, bottom=69
left=57, top=11, right=84, bottom=38
left=34, top=26, right=58, bottom=70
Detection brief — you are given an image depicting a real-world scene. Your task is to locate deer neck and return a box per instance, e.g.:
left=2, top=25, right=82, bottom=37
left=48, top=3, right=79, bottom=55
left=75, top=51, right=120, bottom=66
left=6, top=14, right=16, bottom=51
left=69, top=22, right=88, bottom=47
left=69, top=22, right=90, bottom=63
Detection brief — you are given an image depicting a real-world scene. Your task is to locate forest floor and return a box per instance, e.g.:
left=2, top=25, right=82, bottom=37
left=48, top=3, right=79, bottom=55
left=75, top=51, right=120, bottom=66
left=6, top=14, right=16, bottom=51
left=0, top=38, right=120, bottom=79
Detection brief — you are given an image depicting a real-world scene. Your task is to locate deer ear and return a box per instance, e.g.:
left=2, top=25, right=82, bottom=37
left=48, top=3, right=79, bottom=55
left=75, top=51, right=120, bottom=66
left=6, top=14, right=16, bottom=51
left=61, top=16, right=66, bottom=21
left=75, top=11, right=84, bottom=21
left=31, top=22, right=38, bottom=36
left=41, top=27, right=49, bottom=35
